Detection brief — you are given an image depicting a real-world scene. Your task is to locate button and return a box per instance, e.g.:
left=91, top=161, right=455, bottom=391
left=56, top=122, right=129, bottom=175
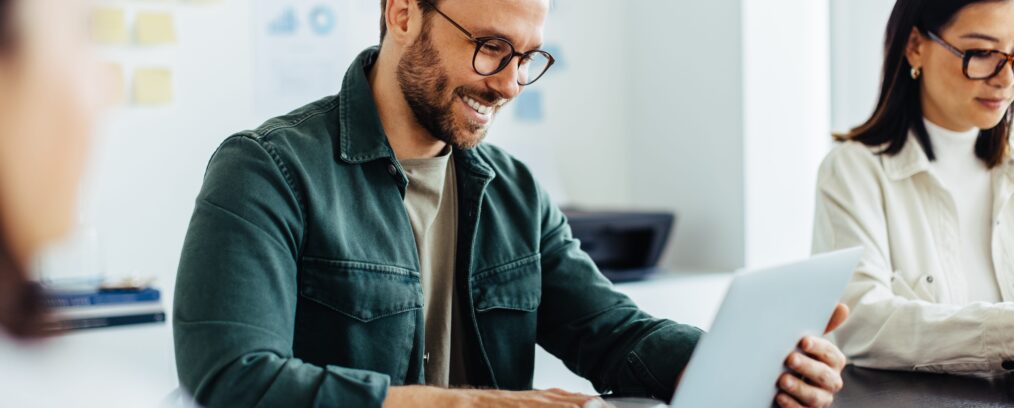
left=387, top=164, right=398, bottom=177
left=926, top=276, right=934, bottom=284
left=424, top=353, right=430, bottom=363
left=1003, top=360, right=1014, bottom=370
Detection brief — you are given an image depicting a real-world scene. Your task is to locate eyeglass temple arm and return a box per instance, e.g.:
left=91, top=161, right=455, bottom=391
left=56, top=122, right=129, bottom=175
left=927, top=31, right=966, bottom=58
left=420, top=0, right=477, bottom=42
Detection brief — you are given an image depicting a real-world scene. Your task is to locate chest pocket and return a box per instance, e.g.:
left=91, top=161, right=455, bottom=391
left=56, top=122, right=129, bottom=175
left=300, top=258, right=423, bottom=321
left=471, top=254, right=542, bottom=390
left=473, top=254, right=542, bottom=313
left=294, top=257, right=422, bottom=382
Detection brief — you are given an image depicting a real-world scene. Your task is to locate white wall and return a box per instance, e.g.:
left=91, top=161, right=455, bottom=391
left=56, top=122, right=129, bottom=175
left=743, top=0, right=831, bottom=268
left=829, top=0, right=894, bottom=133
left=626, top=0, right=747, bottom=271
left=626, top=0, right=832, bottom=271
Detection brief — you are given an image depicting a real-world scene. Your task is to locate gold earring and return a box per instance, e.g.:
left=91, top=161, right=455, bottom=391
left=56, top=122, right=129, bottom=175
left=911, top=66, right=922, bottom=80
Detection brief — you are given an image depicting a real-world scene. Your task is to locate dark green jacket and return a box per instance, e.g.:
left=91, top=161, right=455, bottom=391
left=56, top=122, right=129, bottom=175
left=173, top=47, right=702, bottom=408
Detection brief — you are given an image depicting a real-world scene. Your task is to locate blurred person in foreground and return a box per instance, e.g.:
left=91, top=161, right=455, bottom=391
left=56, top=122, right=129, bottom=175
left=0, top=0, right=188, bottom=405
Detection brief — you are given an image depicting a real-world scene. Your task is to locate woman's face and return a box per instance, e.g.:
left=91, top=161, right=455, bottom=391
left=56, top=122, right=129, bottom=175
left=0, top=0, right=104, bottom=264
left=910, top=1, right=1014, bottom=132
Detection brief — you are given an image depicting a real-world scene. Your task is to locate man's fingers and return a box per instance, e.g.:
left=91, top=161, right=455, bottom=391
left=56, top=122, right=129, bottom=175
left=824, top=303, right=850, bottom=334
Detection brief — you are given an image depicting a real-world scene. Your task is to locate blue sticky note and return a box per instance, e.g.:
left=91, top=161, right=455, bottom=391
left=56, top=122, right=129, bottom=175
left=515, top=90, right=544, bottom=122
left=268, top=7, right=298, bottom=35
left=543, top=43, right=566, bottom=71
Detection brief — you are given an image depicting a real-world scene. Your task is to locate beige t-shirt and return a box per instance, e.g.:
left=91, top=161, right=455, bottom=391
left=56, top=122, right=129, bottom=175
left=400, top=150, right=467, bottom=386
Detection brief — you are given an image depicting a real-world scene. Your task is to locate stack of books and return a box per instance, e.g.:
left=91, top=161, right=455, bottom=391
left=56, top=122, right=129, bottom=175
left=44, top=286, right=166, bottom=332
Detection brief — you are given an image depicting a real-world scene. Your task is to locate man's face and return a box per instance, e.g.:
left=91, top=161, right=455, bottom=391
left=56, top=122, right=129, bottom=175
left=397, top=0, right=548, bottom=149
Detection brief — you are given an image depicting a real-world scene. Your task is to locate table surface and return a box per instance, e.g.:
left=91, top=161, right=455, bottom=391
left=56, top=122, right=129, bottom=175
left=833, top=365, right=1014, bottom=408
left=52, top=271, right=1014, bottom=407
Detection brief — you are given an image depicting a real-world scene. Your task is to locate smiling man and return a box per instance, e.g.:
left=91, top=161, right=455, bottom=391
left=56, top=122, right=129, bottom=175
left=173, top=1, right=847, bottom=407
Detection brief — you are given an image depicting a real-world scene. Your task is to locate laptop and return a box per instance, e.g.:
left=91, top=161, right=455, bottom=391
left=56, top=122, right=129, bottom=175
left=606, top=247, right=863, bottom=408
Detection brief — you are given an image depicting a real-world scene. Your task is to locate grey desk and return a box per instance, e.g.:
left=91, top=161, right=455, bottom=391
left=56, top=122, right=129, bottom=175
left=833, top=365, right=1014, bottom=407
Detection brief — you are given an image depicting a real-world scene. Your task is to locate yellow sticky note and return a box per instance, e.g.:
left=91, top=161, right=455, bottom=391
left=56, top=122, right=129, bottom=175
left=91, top=7, right=128, bottom=44
left=135, top=12, right=177, bottom=45
left=133, top=68, right=173, bottom=105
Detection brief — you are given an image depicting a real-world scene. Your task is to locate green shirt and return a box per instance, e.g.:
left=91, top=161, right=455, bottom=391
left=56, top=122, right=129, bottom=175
left=173, top=46, right=703, bottom=408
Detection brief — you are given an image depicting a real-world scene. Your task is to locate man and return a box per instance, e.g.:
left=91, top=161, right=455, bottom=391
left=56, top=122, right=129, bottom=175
left=173, top=0, right=848, bottom=407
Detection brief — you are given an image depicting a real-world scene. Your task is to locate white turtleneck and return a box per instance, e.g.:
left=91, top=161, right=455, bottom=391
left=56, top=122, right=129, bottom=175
left=924, top=118, right=1000, bottom=303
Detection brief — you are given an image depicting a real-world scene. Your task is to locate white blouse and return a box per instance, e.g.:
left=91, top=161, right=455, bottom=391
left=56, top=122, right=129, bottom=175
left=813, top=129, right=1014, bottom=374
left=923, top=119, right=1001, bottom=302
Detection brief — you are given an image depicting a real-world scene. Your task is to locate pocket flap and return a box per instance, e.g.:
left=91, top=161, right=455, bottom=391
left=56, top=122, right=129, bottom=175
left=473, top=254, right=542, bottom=312
left=300, top=258, right=422, bottom=322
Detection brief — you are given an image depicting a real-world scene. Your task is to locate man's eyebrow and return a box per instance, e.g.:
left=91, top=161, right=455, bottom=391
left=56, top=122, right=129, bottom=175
left=472, top=28, right=543, bottom=50
left=473, top=28, right=518, bottom=43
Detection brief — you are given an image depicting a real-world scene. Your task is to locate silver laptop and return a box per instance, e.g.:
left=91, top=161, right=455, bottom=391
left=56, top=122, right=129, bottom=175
left=608, top=247, right=862, bottom=408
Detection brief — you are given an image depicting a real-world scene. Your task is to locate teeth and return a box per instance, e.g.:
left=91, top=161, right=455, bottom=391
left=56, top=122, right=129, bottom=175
left=463, top=96, right=493, bottom=115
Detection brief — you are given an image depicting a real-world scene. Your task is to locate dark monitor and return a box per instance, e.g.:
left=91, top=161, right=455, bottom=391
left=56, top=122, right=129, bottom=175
left=562, top=209, right=676, bottom=282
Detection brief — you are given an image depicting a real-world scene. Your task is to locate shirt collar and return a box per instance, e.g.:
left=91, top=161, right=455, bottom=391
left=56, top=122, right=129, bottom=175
left=336, top=46, right=397, bottom=164
left=335, top=46, right=496, bottom=182
left=1002, top=152, right=1014, bottom=180
left=883, top=132, right=933, bottom=181
left=883, top=131, right=1014, bottom=182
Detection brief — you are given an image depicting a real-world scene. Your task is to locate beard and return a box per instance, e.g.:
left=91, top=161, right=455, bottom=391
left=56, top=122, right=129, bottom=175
left=396, top=25, right=500, bottom=150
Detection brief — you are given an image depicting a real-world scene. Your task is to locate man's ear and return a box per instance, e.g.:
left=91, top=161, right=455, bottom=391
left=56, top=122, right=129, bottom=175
left=383, top=0, right=420, bottom=47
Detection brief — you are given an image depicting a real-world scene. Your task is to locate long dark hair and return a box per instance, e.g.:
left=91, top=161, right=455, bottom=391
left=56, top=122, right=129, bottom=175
left=0, top=0, right=46, bottom=339
left=837, top=0, right=1011, bottom=168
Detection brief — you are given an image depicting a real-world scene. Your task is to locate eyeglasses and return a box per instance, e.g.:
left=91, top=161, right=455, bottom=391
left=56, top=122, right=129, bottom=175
left=927, top=31, right=1014, bottom=80
left=420, top=0, right=555, bottom=86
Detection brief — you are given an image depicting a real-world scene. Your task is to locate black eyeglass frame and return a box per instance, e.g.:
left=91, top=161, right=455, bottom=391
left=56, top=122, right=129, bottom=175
left=927, top=30, right=1014, bottom=80
left=420, top=0, right=555, bottom=86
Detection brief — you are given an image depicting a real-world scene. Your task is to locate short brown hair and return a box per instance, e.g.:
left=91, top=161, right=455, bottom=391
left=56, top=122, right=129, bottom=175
left=379, top=0, right=439, bottom=44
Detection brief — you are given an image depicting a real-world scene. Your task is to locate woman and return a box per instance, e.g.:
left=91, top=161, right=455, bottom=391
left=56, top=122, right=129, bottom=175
left=0, top=0, right=188, bottom=405
left=0, top=0, right=97, bottom=337
left=814, top=0, right=1014, bottom=373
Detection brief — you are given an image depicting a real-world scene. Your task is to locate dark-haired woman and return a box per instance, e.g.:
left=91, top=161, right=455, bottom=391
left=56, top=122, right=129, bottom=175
left=814, top=0, right=1014, bottom=374
left=0, top=0, right=186, bottom=405
left=0, top=0, right=98, bottom=340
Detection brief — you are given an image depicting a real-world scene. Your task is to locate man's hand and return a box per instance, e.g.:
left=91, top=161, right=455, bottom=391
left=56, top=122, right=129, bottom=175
left=775, top=303, right=850, bottom=408
left=384, top=385, right=612, bottom=408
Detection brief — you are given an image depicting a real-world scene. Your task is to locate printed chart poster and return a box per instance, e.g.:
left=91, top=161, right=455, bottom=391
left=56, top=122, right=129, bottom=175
left=254, top=0, right=378, bottom=118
